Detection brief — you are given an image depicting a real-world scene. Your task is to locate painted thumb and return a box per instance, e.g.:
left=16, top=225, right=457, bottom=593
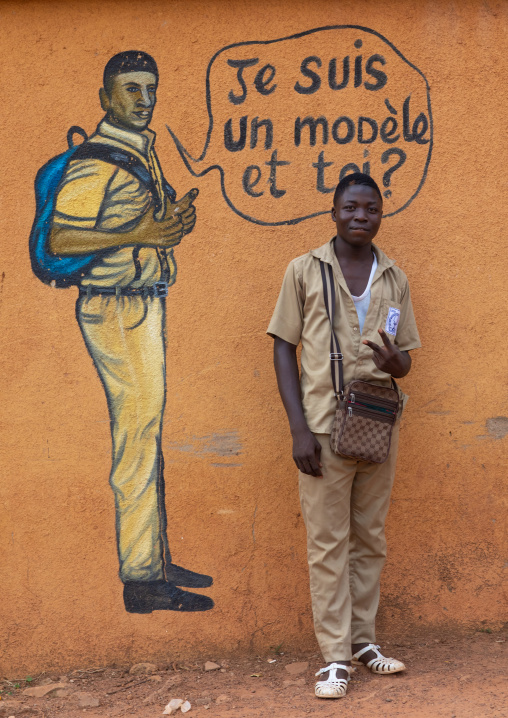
left=174, top=188, right=199, bottom=213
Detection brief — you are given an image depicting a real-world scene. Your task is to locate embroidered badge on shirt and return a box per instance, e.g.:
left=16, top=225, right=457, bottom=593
left=385, top=307, right=401, bottom=336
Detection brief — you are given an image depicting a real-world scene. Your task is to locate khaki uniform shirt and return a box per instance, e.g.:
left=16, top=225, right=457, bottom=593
left=267, top=238, right=421, bottom=434
left=54, top=120, right=173, bottom=288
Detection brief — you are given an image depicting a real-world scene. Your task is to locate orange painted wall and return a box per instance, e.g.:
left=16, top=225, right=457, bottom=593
left=0, top=0, right=506, bottom=676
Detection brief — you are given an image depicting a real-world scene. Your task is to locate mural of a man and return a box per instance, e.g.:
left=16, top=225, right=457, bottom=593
left=49, top=51, right=214, bottom=613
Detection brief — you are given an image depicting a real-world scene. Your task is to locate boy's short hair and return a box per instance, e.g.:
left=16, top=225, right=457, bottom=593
left=333, top=172, right=383, bottom=205
left=103, top=51, right=159, bottom=94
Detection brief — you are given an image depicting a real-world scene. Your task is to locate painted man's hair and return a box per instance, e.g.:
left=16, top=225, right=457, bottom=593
left=333, top=172, right=383, bottom=205
left=103, top=51, right=159, bottom=93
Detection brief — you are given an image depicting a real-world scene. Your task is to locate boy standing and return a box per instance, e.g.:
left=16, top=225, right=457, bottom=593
left=267, top=173, right=421, bottom=698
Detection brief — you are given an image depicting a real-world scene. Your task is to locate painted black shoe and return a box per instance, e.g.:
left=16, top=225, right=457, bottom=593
left=165, top=563, right=213, bottom=588
left=123, top=580, right=214, bottom=614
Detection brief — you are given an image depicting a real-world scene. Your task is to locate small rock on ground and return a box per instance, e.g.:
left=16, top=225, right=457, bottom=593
left=196, top=697, right=212, bottom=706
left=181, top=701, right=192, bottom=713
left=76, top=692, right=100, bottom=708
left=284, top=661, right=309, bottom=676
left=38, top=678, right=54, bottom=686
left=204, top=661, right=221, bottom=671
left=215, top=694, right=230, bottom=704
left=52, top=687, right=74, bottom=698
left=23, top=682, right=68, bottom=698
left=129, top=662, right=158, bottom=675
left=283, top=678, right=306, bottom=687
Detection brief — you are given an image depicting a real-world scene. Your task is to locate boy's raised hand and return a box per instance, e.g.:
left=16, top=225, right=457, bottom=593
left=363, top=329, right=411, bottom=378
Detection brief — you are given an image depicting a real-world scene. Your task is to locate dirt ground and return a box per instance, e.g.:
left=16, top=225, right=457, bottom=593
left=1, top=629, right=506, bottom=718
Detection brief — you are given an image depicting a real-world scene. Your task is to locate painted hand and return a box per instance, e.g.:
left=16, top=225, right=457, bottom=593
left=166, top=188, right=199, bottom=236
left=134, top=209, right=184, bottom=248
left=363, top=329, right=411, bottom=378
left=180, top=205, right=196, bottom=235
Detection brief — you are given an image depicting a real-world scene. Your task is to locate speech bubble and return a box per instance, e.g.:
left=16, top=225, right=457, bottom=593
left=167, top=25, right=433, bottom=225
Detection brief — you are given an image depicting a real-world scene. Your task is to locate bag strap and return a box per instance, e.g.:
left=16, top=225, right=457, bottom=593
left=320, top=259, right=401, bottom=407
left=319, top=260, right=344, bottom=399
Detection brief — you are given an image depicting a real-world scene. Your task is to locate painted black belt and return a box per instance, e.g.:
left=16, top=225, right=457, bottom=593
left=79, top=281, right=169, bottom=298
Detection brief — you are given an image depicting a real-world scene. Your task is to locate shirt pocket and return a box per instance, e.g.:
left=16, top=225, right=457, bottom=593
left=381, top=298, right=402, bottom=339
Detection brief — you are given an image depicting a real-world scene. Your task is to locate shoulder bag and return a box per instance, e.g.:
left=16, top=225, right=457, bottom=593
left=320, top=260, right=400, bottom=464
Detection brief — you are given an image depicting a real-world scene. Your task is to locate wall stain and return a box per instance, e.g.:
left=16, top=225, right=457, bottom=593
left=211, top=462, right=242, bottom=468
left=485, top=417, right=508, bottom=439
left=476, top=417, right=508, bottom=441
left=166, top=430, right=242, bottom=457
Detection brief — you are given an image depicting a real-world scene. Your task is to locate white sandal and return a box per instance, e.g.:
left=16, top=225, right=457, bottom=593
left=314, top=663, right=354, bottom=699
left=352, top=644, right=406, bottom=674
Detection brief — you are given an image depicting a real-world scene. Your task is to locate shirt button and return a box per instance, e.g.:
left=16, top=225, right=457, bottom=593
left=353, top=327, right=358, bottom=332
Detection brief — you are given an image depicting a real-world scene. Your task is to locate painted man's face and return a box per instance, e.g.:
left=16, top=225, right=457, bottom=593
left=101, top=71, right=157, bottom=132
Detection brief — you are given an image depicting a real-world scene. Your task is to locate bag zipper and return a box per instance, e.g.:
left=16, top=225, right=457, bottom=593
left=351, top=400, right=396, bottom=416
left=347, top=405, right=396, bottom=424
left=349, top=391, right=398, bottom=411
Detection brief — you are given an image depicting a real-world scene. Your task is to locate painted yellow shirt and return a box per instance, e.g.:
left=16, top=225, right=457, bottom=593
left=53, top=120, right=173, bottom=288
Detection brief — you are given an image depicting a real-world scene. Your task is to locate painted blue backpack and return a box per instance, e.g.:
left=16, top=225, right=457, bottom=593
left=29, top=126, right=176, bottom=288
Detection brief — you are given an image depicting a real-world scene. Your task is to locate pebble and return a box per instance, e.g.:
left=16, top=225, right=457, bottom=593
left=215, top=695, right=231, bottom=704
left=204, top=661, right=221, bottom=671
left=23, top=682, right=68, bottom=698
left=76, top=692, right=100, bottom=708
left=196, top=697, right=212, bottom=706
left=52, top=687, right=74, bottom=698
left=129, top=662, right=157, bottom=675
left=284, top=661, right=309, bottom=675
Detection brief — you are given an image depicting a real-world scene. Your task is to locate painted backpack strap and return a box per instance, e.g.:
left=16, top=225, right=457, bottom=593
left=72, top=143, right=176, bottom=208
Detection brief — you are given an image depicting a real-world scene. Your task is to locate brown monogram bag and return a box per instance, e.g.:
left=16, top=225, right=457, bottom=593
left=320, top=261, right=399, bottom=464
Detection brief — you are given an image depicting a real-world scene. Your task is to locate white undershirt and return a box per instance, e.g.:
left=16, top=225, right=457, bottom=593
left=351, top=253, right=378, bottom=334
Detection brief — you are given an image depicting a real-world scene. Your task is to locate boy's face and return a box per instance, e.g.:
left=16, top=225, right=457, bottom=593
left=332, top=184, right=383, bottom=247
left=100, top=71, right=157, bottom=132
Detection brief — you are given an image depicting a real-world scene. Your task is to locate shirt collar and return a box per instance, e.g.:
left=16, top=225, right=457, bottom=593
left=96, top=119, right=156, bottom=156
left=310, top=237, right=396, bottom=271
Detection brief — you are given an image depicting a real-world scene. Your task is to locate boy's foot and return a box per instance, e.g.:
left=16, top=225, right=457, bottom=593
left=314, top=663, right=354, bottom=699
left=123, top=580, right=214, bottom=613
left=352, top=644, right=406, bottom=674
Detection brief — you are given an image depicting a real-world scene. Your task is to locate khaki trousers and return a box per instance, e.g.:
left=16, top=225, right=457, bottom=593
left=77, top=294, right=170, bottom=582
left=298, top=424, right=400, bottom=662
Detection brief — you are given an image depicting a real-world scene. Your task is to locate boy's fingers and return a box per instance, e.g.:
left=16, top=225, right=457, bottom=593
left=310, top=462, right=323, bottom=477
left=378, top=328, right=392, bottom=347
left=173, top=188, right=199, bottom=214
left=363, top=339, right=382, bottom=353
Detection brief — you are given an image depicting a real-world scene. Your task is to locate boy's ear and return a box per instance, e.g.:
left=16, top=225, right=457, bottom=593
left=99, top=87, right=110, bottom=113
left=331, top=207, right=336, bottom=221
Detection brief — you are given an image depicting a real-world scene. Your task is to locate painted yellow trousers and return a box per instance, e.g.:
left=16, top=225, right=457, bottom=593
left=77, top=295, right=170, bottom=582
